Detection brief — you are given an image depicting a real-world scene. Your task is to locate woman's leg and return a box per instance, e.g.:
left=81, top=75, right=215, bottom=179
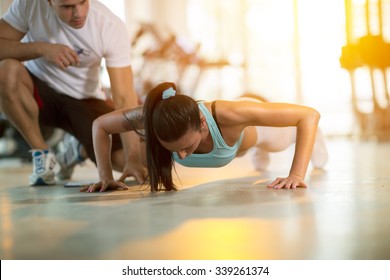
left=238, top=94, right=328, bottom=170
left=310, top=128, right=328, bottom=169
left=255, top=126, right=297, bottom=152
left=252, top=126, right=328, bottom=171
left=251, top=126, right=296, bottom=171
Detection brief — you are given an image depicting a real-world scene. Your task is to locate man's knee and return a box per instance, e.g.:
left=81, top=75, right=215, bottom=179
left=0, top=59, right=33, bottom=102
left=0, top=59, right=31, bottom=89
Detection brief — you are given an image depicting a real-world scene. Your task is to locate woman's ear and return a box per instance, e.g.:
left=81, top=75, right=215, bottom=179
left=200, top=116, right=207, bottom=132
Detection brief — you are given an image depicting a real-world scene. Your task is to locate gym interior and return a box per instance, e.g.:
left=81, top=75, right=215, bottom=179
left=1, top=0, right=390, bottom=261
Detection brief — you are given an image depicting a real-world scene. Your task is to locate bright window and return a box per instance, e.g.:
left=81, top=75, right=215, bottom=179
left=187, top=0, right=353, bottom=136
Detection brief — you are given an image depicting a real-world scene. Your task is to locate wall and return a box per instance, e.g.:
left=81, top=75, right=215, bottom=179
left=1, top=0, right=13, bottom=15
left=124, top=0, right=189, bottom=38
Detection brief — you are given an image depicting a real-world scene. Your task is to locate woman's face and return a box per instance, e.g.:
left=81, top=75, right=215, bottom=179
left=159, top=128, right=202, bottom=159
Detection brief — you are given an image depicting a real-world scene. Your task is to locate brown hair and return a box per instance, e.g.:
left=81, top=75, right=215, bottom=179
left=143, top=82, right=201, bottom=191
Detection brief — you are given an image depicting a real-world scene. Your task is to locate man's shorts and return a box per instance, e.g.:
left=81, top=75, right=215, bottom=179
left=30, top=72, right=122, bottom=163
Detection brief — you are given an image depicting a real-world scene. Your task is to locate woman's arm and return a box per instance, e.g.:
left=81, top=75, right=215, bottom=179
left=267, top=105, right=320, bottom=189
left=82, top=106, right=144, bottom=192
left=221, top=100, right=320, bottom=189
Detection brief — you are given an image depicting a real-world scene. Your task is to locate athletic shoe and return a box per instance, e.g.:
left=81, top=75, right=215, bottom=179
left=55, top=134, right=87, bottom=180
left=29, top=149, right=56, bottom=186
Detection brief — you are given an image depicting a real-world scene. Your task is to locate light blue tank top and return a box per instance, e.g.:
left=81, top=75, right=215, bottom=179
left=173, top=102, right=244, bottom=168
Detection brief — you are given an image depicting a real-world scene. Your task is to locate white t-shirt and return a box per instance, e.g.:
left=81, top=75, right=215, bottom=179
left=2, top=0, right=132, bottom=100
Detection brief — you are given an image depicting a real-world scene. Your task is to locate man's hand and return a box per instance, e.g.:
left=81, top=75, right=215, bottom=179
left=42, top=43, right=80, bottom=69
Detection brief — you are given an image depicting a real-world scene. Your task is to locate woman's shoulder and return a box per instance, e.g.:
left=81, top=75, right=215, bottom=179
left=208, top=99, right=250, bottom=110
left=202, top=99, right=233, bottom=112
left=202, top=100, right=243, bottom=123
left=203, top=99, right=236, bottom=107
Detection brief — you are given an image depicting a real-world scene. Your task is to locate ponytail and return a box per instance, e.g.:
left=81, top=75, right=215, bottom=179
left=143, top=82, right=200, bottom=192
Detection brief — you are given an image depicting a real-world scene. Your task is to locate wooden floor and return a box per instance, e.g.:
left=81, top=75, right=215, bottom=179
left=0, top=138, right=390, bottom=260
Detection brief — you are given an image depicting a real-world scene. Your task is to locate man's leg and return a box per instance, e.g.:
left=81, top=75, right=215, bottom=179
left=0, top=59, right=48, bottom=149
left=54, top=97, right=127, bottom=179
left=0, top=59, right=56, bottom=185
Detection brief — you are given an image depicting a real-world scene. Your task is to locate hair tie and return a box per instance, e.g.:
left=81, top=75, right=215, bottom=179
left=162, top=87, right=176, bottom=100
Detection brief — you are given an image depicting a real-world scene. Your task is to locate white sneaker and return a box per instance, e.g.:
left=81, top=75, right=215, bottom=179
left=311, top=129, right=328, bottom=169
left=29, top=149, right=56, bottom=186
left=55, top=134, right=86, bottom=180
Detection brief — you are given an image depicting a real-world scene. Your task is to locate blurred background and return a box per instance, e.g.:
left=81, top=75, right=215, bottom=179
left=1, top=0, right=390, bottom=160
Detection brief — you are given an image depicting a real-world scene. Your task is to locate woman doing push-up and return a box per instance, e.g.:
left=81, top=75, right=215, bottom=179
left=84, top=82, right=327, bottom=192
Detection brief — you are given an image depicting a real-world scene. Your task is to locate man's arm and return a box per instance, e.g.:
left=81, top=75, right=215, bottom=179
left=0, top=19, right=79, bottom=67
left=107, top=66, right=138, bottom=109
left=0, top=19, right=34, bottom=61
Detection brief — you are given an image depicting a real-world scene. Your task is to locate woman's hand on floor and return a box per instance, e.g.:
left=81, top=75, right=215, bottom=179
left=267, top=174, right=307, bottom=189
left=80, top=180, right=129, bottom=193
